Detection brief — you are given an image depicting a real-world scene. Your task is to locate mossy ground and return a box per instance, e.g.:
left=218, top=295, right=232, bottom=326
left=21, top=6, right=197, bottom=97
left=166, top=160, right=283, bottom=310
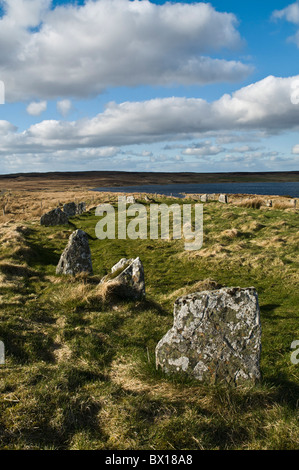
left=0, top=193, right=298, bottom=450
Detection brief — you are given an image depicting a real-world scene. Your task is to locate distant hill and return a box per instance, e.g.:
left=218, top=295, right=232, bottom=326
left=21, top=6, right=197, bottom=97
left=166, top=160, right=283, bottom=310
left=0, top=170, right=298, bottom=191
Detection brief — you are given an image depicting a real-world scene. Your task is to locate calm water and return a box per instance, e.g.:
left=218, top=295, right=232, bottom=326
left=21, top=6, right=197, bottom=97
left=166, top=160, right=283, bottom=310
left=93, top=182, right=299, bottom=198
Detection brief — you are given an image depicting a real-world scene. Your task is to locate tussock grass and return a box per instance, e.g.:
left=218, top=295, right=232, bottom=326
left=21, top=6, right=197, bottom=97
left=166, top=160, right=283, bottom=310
left=236, top=198, right=264, bottom=209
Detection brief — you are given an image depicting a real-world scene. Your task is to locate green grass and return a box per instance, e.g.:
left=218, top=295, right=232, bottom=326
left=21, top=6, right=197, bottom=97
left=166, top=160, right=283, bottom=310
left=0, top=198, right=298, bottom=449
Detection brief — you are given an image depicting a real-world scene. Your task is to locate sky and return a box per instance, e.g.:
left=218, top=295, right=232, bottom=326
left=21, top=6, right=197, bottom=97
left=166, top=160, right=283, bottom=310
left=0, top=0, right=299, bottom=174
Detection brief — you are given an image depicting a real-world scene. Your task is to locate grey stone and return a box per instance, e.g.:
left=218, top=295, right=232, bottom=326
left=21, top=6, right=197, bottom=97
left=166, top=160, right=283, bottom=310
left=102, top=257, right=145, bottom=300
left=40, top=208, right=69, bottom=226
left=266, top=200, right=273, bottom=208
left=77, top=202, right=86, bottom=214
left=200, top=194, right=208, bottom=202
left=126, top=196, right=136, bottom=204
left=111, top=258, right=134, bottom=273
left=156, top=287, right=261, bottom=386
left=63, top=202, right=77, bottom=217
left=56, top=229, right=93, bottom=275
left=218, top=194, right=228, bottom=204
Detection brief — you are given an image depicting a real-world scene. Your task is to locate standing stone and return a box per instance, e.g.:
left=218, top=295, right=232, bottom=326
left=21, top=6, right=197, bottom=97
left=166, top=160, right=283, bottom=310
left=56, top=229, right=93, bottom=275
left=200, top=194, right=208, bottom=202
left=63, top=202, right=77, bottom=217
left=218, top=194, right=228, bottom=204
left=102, top=257, right=145, bottom=300
left=156, top=287, right=261, bottom=386
left=126, top=196, right=136, bottom=204
left=111, top=258, right=133, bottom=273
left=40, top=208, right=69, bottom=226
left=77, top=202, right=86, bottom=215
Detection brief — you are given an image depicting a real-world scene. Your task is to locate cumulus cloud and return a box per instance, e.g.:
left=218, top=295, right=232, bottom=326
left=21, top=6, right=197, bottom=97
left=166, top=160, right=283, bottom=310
left=272, top=2, right=299, bottom=46
left=182, top=142, right=224, bottom=156
left=1, top=75, right=299, bottom=157
left=0, top=0, right=252, bottom=101
left=57, top=99, right=72, bottom=117
left=26, top=100, right=47, bottom=116
left=272, top=2, right=299, bottom=24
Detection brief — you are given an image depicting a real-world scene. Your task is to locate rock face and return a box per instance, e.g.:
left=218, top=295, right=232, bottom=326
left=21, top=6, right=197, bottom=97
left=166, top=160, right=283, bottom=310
left=40, top=208, right=69, bottom=226
left=56, top=229, right=93, bottom=275
left=156, top=287, right=261, bottom=386
left=63, top=202, right=77, bottom=217
left=103, top=257, right=145, bottom=300
left=218, top=194, right=228, bottom=204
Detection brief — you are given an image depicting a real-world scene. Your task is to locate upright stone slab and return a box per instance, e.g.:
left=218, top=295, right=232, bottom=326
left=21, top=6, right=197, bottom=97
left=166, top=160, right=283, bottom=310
left=63, top=202, right=77, bottom=217
left=219, top=194, right=228, bottom=204
left=40, top=208, right=69, bottom=226
left=56, top=229, right=93, bottom=275
left=102, top=257, right=145, bottom=300
left=111, top=258, right=134, bottom=273
left=77, top=202, right=86, bottom=215
left=156, top=287, right=261, bottom=386
left=126, top=196, right=136, bottom=204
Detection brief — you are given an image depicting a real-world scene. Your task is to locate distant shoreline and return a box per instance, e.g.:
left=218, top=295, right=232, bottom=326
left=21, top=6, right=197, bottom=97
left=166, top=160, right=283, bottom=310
left=0, top=170, right=298, bottom=191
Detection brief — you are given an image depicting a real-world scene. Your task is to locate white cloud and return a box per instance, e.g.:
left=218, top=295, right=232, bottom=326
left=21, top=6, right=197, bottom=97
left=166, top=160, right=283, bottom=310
left=272, top=2, right=299, bottom=46
left=0, top=0, right=252, bottom=101
left=272, top=2, right=299, bottom=24
left=57, top=99, right=72, bottom=117
left=182, top=142, right=224, bottom=156
left=1, top=75, right=299, bottom=160
left=26, top=100, right=47, bottom=116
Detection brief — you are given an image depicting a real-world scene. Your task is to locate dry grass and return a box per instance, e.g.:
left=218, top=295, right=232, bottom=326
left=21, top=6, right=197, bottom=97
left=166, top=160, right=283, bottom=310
left=236, top=198, right=264, bottom=209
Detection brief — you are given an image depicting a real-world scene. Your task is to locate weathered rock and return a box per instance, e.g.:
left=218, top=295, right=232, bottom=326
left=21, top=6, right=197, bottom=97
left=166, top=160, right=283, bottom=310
left=266, top=200, right=273, bottom=208
left=126, top=196, right=136, bottom=204
left=77, top=202, right=86, bottom=215
left=111, top=258, right=133, bottom=273
left=63, top=202, right=77, bottom=217
left=156, top=287, right=261, bottom=386
left=200, top=194, right=208, bottom=202
left=218, top=194, right=228, bottom=204
left=56, top=229, right=93, bottom=275
left=102, top=257, right=145, bottom=300
left=40, top=208, right=69, bottom=226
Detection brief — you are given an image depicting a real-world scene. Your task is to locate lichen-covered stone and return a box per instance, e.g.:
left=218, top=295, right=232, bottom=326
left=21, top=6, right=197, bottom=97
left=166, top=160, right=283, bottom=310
left=77, top=202, right=86, bottom=215
left=56, top=229, right=93, bottom=275
left=218, top=194, right=228, bottom=204
left=102, top=257, right=145, bottom=300
left=111, top=258, right=133, bottom=274
left=40, top=208, right=69, bottom=226
left=63, top=202, right=77, bottom=217
left=156, top=287, right=261, bottom=386
left=126, top=196, right=136, bottom=204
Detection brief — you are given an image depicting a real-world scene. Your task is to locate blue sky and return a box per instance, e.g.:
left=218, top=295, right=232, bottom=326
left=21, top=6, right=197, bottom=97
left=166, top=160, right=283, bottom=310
left=0, top=0, right=298, bottom=174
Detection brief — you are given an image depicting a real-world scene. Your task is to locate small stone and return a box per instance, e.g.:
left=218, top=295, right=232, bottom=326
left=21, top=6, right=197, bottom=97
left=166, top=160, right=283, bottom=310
left=126, top=196, right=136, bottom=204
left=56, top=229, right=93, bottom=275
left=40, top=208, right=69, bottom=226
left=156, top=287, right=261, bottom=386
left=218, top=194, right=228, bottom=204
left=200, top=194, right=208, bottom=202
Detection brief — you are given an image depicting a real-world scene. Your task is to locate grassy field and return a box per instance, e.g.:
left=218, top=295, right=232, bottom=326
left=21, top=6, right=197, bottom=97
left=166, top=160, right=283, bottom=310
left=0, top=191, right=298, bottom=450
